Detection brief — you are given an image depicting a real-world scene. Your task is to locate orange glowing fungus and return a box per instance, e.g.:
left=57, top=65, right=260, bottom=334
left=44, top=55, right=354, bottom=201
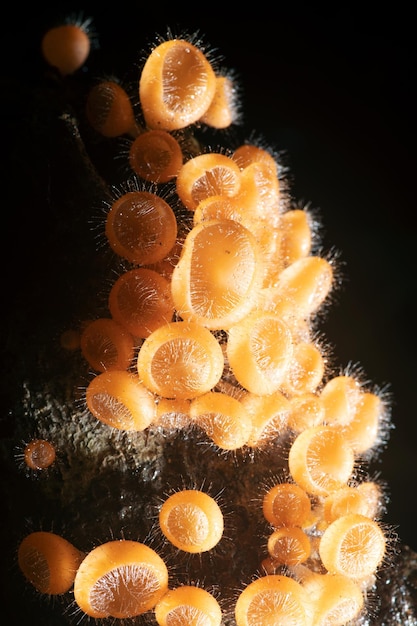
left=273, top=256, right=333, bottom=319
left=80, top=317, right=135, bottom=372
left=155, top=585, right=222, bottom=626
left=24, top=439, right=56, bottom=470
left=356, top=481, right=383, bottom=518
left=190, top=391, right=252, bottom=450
left=227, top=311, right=293, bottom=395
left=287, top=393, right=325, bottom=433
left=137, top=321, right=224, bottom=399
left=288, top=425, right=355, bottom=496
left=281, top=341, right=325, bottom=396
left=279, top=209, right=312, bottom=267
left=176, top=153, right=241, bottom=211
left=235, top=574, right=308, bottom=626
left=41, top=23, right=90, bottom=75
left=232, top=144, right=278, bottom=173
left=171, top=219, right=263, bottom=329
left=105, top=190, right=178, bottom=265
left=86, top=80, right=137, bottom=137
left=86, top=370, right=156, bottom=431
left=267, top=526, right=311, bottom=566
left=262, top=482, right=312, bottom=528
left=59, top=328, right=81, bottom=351
left=343, top=391, right=382, bottom=454
left=155, top=397, right=191, bottom=429
left=199, top=74, right=238, bottom=129
left=303, top=572, right=364, bottom=626
left=193, top=195, right=239, bottom=225
left=73, top=540, right=168, bottom=618
left=18, top=531, right=84, bottom=594
left=129, top=129, right=183, bottom=182
left=237, top=160, right=280, bottom=225
left=139, top=39, right=216, bottom=130
left=319, top=513, right=386, bottom=580
left=320, top=375, right=362, bottom=427
left=241, top=391, right=290, bottom=447
left=159, top=489, right=224, bottom=553
left=323, top=484, right=381, bottom=525
left=108, top=268, right=174, bottom=338
left=233, top=163, right=282, bottom=269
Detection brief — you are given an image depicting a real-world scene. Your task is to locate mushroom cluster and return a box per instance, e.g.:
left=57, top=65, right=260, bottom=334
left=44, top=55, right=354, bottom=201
left=16, top=17, right=394, bottom=626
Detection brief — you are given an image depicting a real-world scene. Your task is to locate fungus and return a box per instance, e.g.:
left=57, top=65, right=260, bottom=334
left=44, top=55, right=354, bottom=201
left=86, top=370, right=156, bottom=431
left=199, top=74, right=238, bottom=129
left=86, top=80, right=138, bottom=138
left=190, top=391, right=252, bottom=450
left=73, top=540, right=168, bottom=618
left=320, top=375, right=362, bottom=427
left=281, top=340, right=325, bottom=396
left=193, top=194, right=241, bottom=225
left=139, top=39, right=217, bottom=130
left=226, top=311, right=294, bottom=394
left=108, top=267, right=175, bottom=338
left=237, top=160, right=281, bottom=227
left=176, top=153, right=241, bottom=211
left=129, top=129, right=183, bottom=182
left=159, top=489, right=224, bottom=553
left=235, top=574, right=309, bottom=626
left=80, top=317, right=135, bottom=372
left=251, top=285, right=311, bottom=338
left=356, top=480, right=384, bottom=518
left=137, top=321, right=224, bottom=399
left=23, top=439, right=56, bottom=471
left=273, top=255, right=333, bottom=320
left=343, top=391, right=383, bottom=454
left=279, top=209, right=312, bottom=267
left=231, top=144, right=278, bottom=173
left=155, top=585, right=222, bottom=626
left=288, top=425, right=355, bottom=497
left=17, top=20, right=399, bottom=625
left=262, top=482, right=312, bottom=528
left=301, top=570, right=365, bottom=626
left=171, top=219, right=264, bottom=329
left=318, top=513, right=386, bottom=580
left=18, top=531, right=84, bottom=595
left=287, top=393, right=325, bottom=433
left=266, top=526, right=311, bottom=566
left=322, top=483, right=382, bottom=526
left=59, top=327, right=81, bottom=351
left=241, top=391, right=290, bottom=447
left=41, top=21, right=91, bottom=75
left=231, top=147, right=280, bottom=235
left=105, top=190, right=178, bottom=265
left=155, top=397, right=191, bottom=429
left=220, top=161, right=282, bottom=288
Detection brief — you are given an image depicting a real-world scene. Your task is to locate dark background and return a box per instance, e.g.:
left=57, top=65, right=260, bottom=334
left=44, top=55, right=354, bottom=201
left=2, top=1, right=416, bottom=559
